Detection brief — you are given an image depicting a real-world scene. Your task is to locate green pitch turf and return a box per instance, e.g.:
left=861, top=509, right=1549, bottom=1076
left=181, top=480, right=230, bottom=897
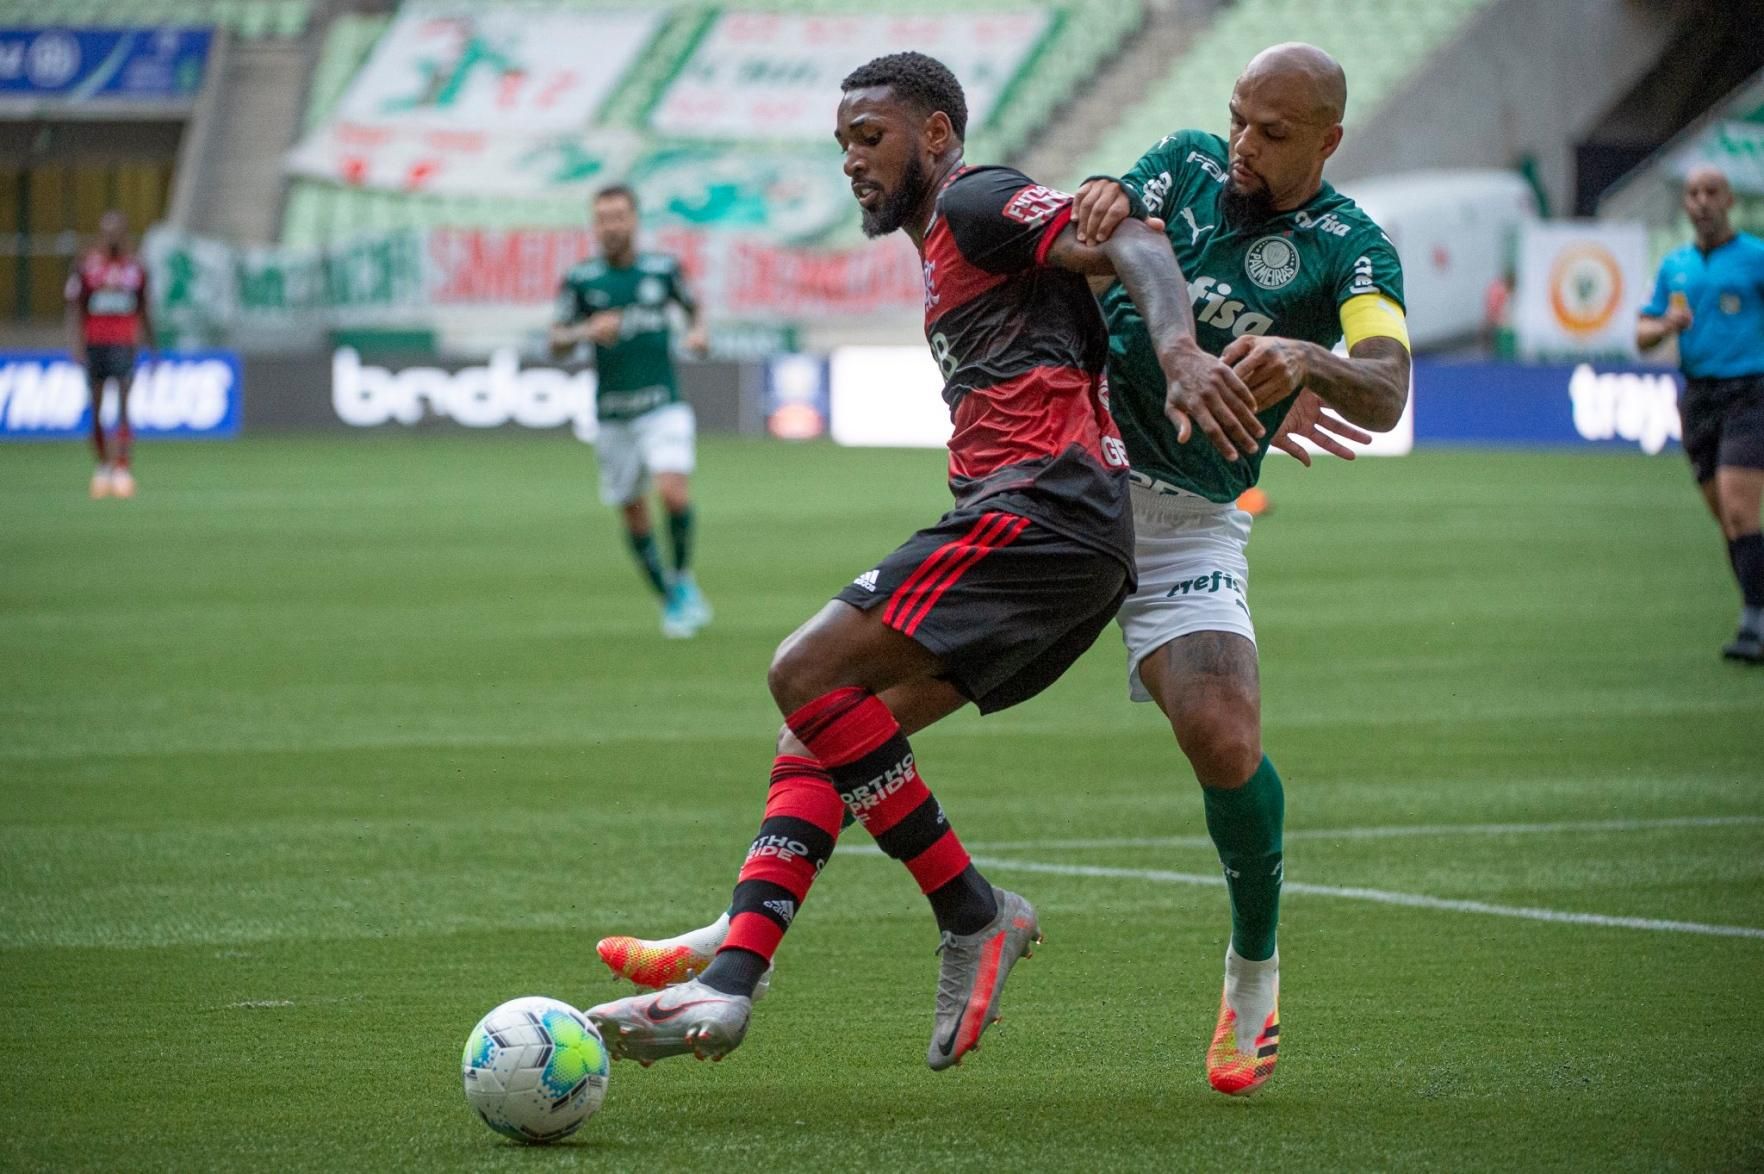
left=2, top=436, right=1759, bottom=1172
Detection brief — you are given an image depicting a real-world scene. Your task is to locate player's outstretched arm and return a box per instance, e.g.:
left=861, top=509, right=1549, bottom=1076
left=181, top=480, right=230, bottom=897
left=1294, top=336, right=1409, bottom=431
left=1269, top=389, right=1373, bottom=465
left=1045, top=220, right=1264, bottom=461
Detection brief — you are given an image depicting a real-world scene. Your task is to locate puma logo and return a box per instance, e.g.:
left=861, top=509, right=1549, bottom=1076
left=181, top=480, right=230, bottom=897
left=1180, top=206, right=1214, bottom=245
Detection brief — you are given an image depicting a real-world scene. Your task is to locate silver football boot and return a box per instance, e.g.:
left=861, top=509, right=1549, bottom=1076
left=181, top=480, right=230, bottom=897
left=587, top=977, right=752, bottom=1066
left=926, top=887, right=1042, bottom=1071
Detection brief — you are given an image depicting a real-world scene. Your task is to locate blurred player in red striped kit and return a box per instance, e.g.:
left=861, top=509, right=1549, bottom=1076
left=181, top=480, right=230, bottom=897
left=66, top=210, right=155, bottom=500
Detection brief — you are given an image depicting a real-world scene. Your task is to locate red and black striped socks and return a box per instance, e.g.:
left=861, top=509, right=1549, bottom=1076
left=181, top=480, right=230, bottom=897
left=792, top=687, right=996, bottom=934
left=701, top=755, right=844, bottom=997
left=701, top=687, right=998, bottom=998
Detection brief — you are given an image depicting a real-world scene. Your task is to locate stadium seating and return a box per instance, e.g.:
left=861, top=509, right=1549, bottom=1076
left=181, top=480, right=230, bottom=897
left=281, top=0, right=1139, bottom=248
left=1067, top=0, right=1496, bottom=187
left=26, top=0, right=310, bottom=40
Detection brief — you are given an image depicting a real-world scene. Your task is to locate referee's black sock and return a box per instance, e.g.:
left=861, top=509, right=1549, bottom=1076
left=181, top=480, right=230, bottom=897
left=1729, top=531, right=1764, bottom=632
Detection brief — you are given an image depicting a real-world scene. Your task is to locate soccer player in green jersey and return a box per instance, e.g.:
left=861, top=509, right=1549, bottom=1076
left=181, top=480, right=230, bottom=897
left=1070, top=42, right=1411, bottom=1095
left=551, top=185, right=712, bottom=638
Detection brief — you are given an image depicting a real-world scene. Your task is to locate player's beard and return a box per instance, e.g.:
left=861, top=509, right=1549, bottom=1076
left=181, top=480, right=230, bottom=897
left=1222, top=177, right=1278, bottom=229
left=861, top=155, right=929, bottom=239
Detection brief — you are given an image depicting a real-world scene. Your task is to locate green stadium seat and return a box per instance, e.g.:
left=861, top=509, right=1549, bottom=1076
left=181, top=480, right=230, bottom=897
left=1068, top=0, right=1499, bottom=187
left=284, top=0, right=1138, bottom=246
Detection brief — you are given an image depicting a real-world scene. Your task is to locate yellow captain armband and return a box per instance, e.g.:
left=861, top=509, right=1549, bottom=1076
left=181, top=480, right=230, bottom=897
left=1340, top=293, right=1411, bottom=352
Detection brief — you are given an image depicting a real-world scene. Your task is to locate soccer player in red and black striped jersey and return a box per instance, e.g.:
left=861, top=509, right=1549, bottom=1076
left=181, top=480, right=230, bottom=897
left=66, top=210, right=155, bottom=500
left=587, top=52, right=1261, bottom=1071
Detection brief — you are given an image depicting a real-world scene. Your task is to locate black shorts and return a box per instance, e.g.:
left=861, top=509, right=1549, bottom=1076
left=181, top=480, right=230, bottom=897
left=1681, top=374, right=1764, bottom=484
left=834, top=503, right=1130, bottom=715
left=85, top=344, right=138, bottom=386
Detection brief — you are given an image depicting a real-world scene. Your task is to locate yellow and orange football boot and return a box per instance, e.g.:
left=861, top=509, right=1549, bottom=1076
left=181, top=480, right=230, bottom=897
left=1205, top=947, right=1279, bottom=1095
left=595, top=913, right=773, bottom=999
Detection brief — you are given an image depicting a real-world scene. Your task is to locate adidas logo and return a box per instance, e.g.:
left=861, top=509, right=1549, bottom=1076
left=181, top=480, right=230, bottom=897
left=854, top=569, right=880, bottom=592
left=763, top=898, right=797, bottom=925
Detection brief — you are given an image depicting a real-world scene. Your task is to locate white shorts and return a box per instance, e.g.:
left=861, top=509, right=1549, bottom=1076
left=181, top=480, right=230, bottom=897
left=1116, top=481, right=1255, bottom=702
left=593, top=401, right=696, bottom=506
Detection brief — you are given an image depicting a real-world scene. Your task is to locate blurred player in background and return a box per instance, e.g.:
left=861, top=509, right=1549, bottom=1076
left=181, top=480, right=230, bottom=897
left=587, top=51, right=1263, bottom=1073
left=1072, top=42, right=1409, bottom=1095
left=1636, top=165, right=1764, bottom=664
left=593, top=45, right=1404, bottom=1097
left=67, top=210, right=154, bottom=500
left=551, top=185, right=712, bottom=638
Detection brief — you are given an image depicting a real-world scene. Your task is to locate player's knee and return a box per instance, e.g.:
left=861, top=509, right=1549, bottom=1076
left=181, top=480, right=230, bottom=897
left=1719, top=507, right=1758, bottom=539
left=775, top=723, right=810, bottom=758
left=767, top=634, right=822, bottom=715
left=1170, top=705, right=1262, bottom=789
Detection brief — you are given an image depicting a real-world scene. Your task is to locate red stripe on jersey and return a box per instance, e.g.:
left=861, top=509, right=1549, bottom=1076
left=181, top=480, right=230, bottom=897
left=71, top=254, right=147, bottom=346
left=898, top=514, right=1029, bottom=638
left=947, top=365, right=1124, bottom=483
left=921, top=220, right=1008, bottom=321
left=882, top=511, right=1014, bottom=630
left=1033, top=204, right=1074, bottom=266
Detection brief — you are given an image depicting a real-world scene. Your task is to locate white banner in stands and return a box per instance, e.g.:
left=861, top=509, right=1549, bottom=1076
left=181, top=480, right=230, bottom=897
left=1514, top=221, right=1648, bottom=361
left=649, top=12, right=1050, bottom=141
left=287, top=7, right=658, bottom=193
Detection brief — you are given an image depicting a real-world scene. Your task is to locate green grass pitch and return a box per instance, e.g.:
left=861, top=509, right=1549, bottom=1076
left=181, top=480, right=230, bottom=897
left=2, top=435, right=1760, bottom=1171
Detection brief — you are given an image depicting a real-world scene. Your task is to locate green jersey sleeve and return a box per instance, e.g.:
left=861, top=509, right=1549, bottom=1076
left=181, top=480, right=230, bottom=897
left=1118, top=130, right=1224, bottom=223
left=1337, top=230, right=1406, bottom=310
left=666, top=259, right=698, bottom=317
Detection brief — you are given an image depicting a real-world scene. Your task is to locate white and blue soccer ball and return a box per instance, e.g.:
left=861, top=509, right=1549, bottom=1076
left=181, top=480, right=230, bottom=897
left=461, top=996, right=610, bottom=1144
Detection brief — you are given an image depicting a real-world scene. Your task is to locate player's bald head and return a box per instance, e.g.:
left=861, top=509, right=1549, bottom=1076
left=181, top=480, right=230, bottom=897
left=1682, top=163, right=1735, bottom=241
left=1683, top=165, right=1731, bottom=199
left=1238, top=42, right=1347, bottom=126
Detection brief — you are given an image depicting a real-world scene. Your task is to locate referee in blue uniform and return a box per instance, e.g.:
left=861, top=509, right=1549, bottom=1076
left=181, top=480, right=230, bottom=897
left=1638, top=165, right=1764, bottom=664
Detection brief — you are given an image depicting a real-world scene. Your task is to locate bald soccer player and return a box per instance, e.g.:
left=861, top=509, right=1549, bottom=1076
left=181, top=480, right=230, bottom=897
left=1638, top=166, right=1764, bottom=664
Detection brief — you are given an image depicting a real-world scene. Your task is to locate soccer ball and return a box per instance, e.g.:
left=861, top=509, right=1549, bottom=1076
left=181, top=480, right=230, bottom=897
left=461, top=996, right=610, bottom=1144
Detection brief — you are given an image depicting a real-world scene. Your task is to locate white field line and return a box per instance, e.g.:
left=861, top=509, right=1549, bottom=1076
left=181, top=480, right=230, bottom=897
left=968, top=814, right=1764, bottom=853
left=840, top=815, right=1764, bottom=939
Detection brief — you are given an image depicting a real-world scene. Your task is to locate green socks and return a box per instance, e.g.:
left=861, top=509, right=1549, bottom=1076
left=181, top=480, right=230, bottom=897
left=626, top=531, right=669, bottom=597
left=1201, top=755, right=1285, bottom=962
left=667, top=506, right=694, bottom=574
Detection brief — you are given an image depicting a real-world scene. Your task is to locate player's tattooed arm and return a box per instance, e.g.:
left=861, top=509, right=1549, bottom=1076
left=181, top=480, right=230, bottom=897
left=1220, top=334, right=1409, bottom=432
left=1045, top=220, right=1264, bottom=461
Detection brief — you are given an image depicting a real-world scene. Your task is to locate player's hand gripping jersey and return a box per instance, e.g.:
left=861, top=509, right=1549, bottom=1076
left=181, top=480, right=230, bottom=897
left=920, top=165, right=1133, bottom=568
left=1105, top=131, right=1406, bottom=502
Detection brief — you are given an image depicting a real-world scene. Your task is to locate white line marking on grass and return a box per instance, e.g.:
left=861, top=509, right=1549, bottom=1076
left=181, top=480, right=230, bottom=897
left=963, top=856, right=1764, bottom=940
left=841, top=845, right=1764, bottom=940
left=971, top=814, right=1764, bottom=853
